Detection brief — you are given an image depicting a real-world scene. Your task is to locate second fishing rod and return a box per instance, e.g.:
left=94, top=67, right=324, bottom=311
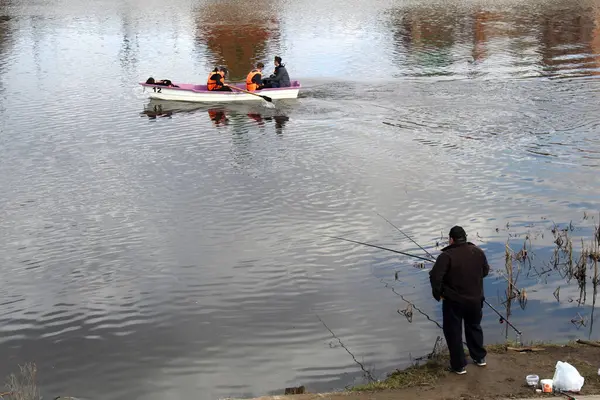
left=325, top=214, right=523, bottom=336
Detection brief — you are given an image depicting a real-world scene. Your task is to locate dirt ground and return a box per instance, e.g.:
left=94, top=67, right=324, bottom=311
left=251, top=342, right=600, bottom=400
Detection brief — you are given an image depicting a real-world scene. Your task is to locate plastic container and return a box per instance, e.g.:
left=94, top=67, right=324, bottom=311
left=541, top=379, right=553, bottom=393
left=526, top=375, right=539, bottom=387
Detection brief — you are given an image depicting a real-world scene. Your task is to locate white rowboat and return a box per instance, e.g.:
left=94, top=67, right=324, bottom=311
left=139, top=81, right=301, bottom=102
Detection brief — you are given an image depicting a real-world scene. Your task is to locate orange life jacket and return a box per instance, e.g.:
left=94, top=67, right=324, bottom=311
left=246, top=69, right=262, bottom=91
left=207, top=71, right=225, bottom=91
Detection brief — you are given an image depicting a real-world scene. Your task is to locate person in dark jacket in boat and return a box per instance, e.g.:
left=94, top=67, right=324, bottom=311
left=263, top=56, right=291, bottom=88
left=207, top=67, right=232, bottom=91
left=429, top=226, right=489, bottom=375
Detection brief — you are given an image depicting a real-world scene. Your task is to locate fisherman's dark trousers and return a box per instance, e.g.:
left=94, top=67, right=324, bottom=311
left=442, top=299, right=487, bottom=370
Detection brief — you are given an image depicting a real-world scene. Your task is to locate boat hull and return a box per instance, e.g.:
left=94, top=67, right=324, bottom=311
left=139, top=81, right=300, bottom=103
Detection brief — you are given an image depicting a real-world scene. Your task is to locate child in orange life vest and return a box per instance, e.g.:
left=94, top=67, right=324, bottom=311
left=207, top=67, right=232, bottom=91
left=245, top=62, right=265, bottom=91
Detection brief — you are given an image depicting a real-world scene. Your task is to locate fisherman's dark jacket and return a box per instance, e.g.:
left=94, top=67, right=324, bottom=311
left=429, top=242, right=490, bottom=305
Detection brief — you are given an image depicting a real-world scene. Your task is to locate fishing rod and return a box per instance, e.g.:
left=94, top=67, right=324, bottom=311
left=376, top=212, right=435, bottom=259
left=323, top=235, right=434, bottom=263
left=375, top=213, right=523, bottom=335
left=378, top=213, right=523, bottom=297
left=328, top=228, right=523, bottom=336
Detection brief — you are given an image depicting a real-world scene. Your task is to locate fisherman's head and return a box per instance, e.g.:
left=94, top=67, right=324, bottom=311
left=218, top=66, right=229, bottom=77
left=256, top=62, right=264, bottom=71
left=274, top=56, right=282, bottom=67
left=449, top=226, right=467, bottom=245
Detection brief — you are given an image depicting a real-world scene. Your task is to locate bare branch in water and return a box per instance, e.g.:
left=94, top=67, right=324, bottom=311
left=412, top=336, right=447, bottom=364
left=381, top=280, right=443, bottom=330
left=505, top=241, right=515, bottom=339
left=315, top=314, right=375, bottom=383
left=518, top=289, right=528, bottom=310
left=399, top=304, right=414, bottom=323
left=571, top=312, right=588, bottom=329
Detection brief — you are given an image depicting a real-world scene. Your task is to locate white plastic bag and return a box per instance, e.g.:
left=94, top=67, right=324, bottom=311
left=553, top=361, right=585, bottom=392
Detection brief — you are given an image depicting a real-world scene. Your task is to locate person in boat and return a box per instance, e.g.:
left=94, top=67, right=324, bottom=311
left=246, top=62, right=265, bottom=91
left=429, top=226, right=489, bottom=375
left=262, top=56, right=291, bottom=88
left=207, top=67, right=232, bottom=91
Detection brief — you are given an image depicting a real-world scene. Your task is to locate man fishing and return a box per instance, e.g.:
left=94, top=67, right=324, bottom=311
left=429, top=226, right=489, bottom=375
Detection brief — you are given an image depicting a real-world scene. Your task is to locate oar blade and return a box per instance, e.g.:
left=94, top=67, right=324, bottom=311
left=263, top=99, right=276, bottom=109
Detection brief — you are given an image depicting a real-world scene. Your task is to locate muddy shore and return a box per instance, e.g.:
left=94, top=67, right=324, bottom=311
left=239, top=341, right=600, bottom=400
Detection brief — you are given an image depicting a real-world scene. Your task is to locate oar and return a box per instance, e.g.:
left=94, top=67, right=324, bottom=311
left=226, top=84, right=273, bottom=102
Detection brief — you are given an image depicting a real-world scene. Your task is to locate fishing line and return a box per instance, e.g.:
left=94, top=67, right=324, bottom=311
left=326, top=226, right=523, bottom=336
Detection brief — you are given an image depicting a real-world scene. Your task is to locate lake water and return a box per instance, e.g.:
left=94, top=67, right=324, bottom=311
left=1, top=0, right=600, bottom=398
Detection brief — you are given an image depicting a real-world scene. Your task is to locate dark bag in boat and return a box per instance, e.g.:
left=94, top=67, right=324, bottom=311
left=145, top=77, right=179, bottom=87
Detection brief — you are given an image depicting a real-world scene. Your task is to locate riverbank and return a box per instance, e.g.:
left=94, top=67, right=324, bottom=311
left=240, top=341, right=600, bottom=400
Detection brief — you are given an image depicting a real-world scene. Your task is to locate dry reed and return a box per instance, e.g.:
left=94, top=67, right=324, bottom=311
left=4, top=363, right=40, bottom=400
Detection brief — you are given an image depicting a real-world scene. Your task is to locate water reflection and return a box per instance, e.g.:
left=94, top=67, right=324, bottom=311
left=387, top=1, right=600, bottom=78
left=208, top=108, right=229, bottom=126
left=118, top=8, right=139, bottom=73
left=247, top=113, right=289, bottom=133
left=140, top=100, right=290, bottom=133
left=389, top=5, right=470, bottom=77
left=539, top=4, right=600, bottom=77
left=193, top=2, right=281, bottom=80
left=139, top=100, right=205, bottom=119
left=5, top=0, right=600, bottom=399
left=0, top=4, right=13, bottom=100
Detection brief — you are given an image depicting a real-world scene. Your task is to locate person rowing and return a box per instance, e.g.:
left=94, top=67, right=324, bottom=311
left=207, top=66, right=232, bottom=91
left=246, top=62, right=265, bottom=91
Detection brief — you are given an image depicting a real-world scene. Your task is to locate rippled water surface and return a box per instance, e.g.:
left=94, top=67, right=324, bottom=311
left=2, top=0, right=600, bottom=398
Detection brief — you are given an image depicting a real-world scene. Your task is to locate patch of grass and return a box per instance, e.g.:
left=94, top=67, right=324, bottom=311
left=350, top=359, right=448, bottom=392
left=485, top=343, right=510, bottom=354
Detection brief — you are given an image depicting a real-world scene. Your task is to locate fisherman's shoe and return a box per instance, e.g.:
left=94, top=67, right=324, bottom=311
left=474, top=358, right=487, bottom=366
left=446, top=366, right=467, bottom=375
